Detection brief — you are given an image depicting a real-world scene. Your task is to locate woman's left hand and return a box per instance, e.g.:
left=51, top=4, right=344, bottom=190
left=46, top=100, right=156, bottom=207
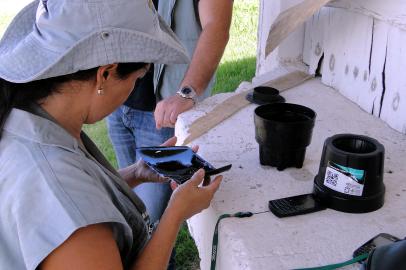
left=130, top=159, right=168, bottom=184
left=121, top=136, right=199, bottom=187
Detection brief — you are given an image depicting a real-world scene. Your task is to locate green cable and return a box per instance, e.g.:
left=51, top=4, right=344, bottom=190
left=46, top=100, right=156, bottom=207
left=210, top=214, right=230, bottom=270
left=210, top=212, right=253, bottom=270
left=293, top=253, right=369, bottom=270
left=210, top=212, right=369, bottom=270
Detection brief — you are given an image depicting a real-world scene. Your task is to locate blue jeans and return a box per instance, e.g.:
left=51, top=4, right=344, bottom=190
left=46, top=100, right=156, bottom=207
left=107, top=106, right=174, bottom=225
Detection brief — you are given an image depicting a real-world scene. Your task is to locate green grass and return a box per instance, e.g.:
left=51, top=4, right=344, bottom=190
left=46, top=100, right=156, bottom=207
left=83, top=121, right=118, bottom=168
left=213, top=56, right=256, bottom=95
left=1, top=1, right=259, bottom=269
left=213, top=0, right=258, bottom=94
left=175, top=223, right=201, bottom=270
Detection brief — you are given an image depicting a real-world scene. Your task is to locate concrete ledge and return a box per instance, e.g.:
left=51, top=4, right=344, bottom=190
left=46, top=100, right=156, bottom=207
left=176, top=78, right=406, bottom=270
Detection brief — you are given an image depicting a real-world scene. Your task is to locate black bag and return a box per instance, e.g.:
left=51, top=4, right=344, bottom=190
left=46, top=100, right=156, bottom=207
left=362, top=240, right=406, bottom=270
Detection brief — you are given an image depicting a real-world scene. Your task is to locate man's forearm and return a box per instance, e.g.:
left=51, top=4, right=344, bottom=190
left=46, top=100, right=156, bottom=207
left=180, top=0, right=233, bottom=95
left=153, top=0, right=233, bottom=129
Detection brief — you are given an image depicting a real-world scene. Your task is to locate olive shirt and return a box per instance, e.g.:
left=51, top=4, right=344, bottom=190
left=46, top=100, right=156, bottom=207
left=0, top=105, right=151, bottom=270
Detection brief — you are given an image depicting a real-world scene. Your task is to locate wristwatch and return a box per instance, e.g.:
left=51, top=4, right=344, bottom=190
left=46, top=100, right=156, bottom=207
left=176, top=85, right=198, bottom=105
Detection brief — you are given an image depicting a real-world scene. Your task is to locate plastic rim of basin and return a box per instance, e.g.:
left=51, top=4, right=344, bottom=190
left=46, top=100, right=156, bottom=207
left=246, top=86, right=286, bottom=105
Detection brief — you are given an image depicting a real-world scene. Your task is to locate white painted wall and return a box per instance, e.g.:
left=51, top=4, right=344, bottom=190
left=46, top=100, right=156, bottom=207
left=257, top=0, right=406, bottom=134
left=327, top=0, right=406, bottom=30
left=256, top=0, right=305, bottom=75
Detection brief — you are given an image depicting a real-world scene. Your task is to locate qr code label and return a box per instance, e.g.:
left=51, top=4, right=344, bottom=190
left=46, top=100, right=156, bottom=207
left=325, top=170, right=338, bottom=186
left=323, top=166, right=364, bottom=196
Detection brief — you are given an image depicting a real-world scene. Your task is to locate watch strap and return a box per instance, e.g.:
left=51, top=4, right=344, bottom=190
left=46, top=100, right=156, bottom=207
left=177, top=86, right=198, bottom=104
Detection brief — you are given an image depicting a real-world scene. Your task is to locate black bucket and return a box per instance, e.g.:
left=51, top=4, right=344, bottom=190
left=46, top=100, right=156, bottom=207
left=313, top=134, right=385, bottom=213
left=254, top=103, right=316, bottom=171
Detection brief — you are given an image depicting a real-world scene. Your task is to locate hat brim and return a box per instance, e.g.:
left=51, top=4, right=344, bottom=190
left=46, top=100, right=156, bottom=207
left=0, top=0, right=190, bottom=83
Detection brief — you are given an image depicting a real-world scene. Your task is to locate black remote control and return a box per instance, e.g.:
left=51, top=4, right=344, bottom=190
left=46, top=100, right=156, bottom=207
left=353, top=233, right=401, bottom=259
left=268, top=193, right=326, bottom=218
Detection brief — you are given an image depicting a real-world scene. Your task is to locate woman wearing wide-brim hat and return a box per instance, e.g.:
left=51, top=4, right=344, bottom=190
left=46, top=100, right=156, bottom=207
left=0, top=0, right=223, bottom=269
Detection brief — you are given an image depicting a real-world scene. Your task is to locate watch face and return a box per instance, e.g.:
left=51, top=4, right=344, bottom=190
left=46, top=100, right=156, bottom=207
left=182, top=87, right=192, bottom=95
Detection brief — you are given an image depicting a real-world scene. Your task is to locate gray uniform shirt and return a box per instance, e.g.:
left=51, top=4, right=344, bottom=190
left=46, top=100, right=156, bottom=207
left=0, top=106, right=150, bottom=269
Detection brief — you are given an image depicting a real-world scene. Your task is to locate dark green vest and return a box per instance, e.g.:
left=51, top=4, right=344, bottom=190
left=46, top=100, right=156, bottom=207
left=154, top=0, right=215, bottom=101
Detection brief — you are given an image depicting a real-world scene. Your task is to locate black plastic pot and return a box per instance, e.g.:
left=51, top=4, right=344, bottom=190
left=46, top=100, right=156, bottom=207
left=254, top=103, right=316, bottom=171
left=246, top=86, right=286, bottom=105
left=313, top=134, right=385, bottom=213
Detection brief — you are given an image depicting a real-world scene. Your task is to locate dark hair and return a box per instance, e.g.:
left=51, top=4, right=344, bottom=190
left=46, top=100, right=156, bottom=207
left=0, top=62, right=147, bottom=139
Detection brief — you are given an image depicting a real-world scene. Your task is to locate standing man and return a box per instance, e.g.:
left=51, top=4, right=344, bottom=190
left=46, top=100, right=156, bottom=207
left=107, top=0, right=232, bottom=225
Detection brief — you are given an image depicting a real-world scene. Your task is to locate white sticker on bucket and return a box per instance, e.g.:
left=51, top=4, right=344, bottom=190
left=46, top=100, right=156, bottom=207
left=323, top=163, right=365, bottom=197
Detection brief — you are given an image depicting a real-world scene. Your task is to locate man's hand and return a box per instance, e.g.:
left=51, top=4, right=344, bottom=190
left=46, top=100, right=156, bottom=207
left=154, top=0, right=232, bottom=130
left=154, top=95, right=194, bottom=129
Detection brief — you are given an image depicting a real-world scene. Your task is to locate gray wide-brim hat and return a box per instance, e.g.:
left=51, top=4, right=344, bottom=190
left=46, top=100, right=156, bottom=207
left=0, top=0, right=190, bottom=83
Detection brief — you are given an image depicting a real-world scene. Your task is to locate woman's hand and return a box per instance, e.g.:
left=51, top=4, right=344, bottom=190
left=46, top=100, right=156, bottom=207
left=131, top=136, right=199, bottom=183
left=119, top=136, right=199, bottom=187
left=132, top=136, right=177, bottom=184
left=119, top=158, right=168, bottom=188
left=129, top=159, right=168, bottom=185
left=166, top=169, right=222, bottom=222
